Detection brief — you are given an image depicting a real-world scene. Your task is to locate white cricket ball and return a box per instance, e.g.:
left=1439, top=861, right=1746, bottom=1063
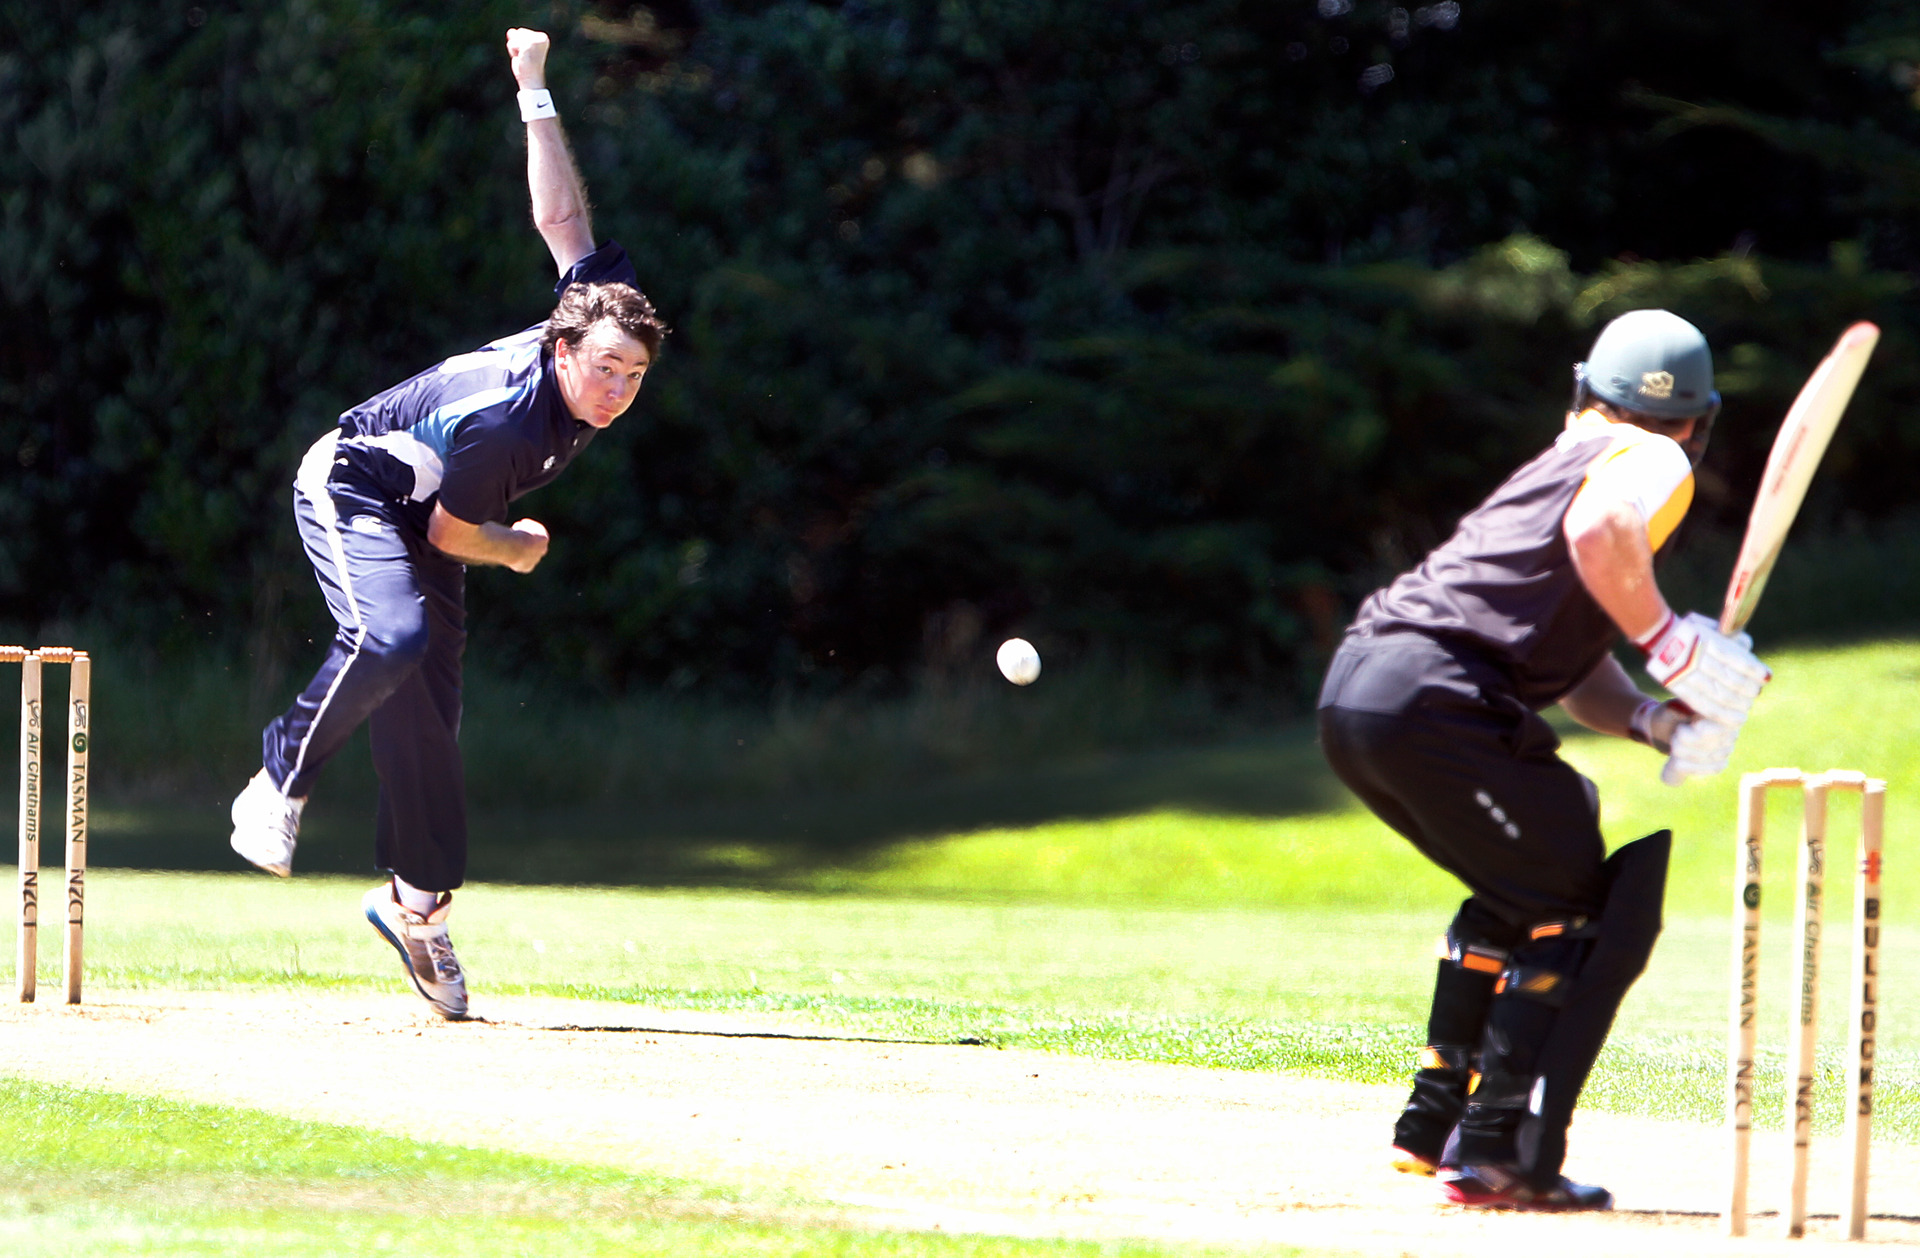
left=996, top=637, right=1041, bottom=686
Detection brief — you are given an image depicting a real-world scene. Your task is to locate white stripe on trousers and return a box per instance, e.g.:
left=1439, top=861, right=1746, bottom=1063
left=284, top=430, right=370, bottom=789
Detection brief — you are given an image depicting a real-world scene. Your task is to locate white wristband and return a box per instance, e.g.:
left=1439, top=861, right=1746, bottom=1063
left=1631, top=610, right=1675, bottom=651
left=517, top=89, right=557, bottom=122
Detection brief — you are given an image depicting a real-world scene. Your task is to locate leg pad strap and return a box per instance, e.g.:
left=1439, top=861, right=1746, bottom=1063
left=1495, top=963, right=1571, bottom=1006
left=1418, top=1044, right=1473, bottom=1074
left=1438, top=929, right=1509, bottom=975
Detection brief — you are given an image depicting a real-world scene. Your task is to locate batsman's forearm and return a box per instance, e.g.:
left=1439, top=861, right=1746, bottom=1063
left=1557, top=654, right=1645, bottom=738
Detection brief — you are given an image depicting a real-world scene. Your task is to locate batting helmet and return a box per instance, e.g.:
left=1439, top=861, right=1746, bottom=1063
left=1574, top=309, right=1720, bottom=420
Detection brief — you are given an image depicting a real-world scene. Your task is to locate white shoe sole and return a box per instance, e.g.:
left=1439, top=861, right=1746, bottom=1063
left=229, top=772, right=297, bottom=876
left=229, top=832, right=292, bottom=877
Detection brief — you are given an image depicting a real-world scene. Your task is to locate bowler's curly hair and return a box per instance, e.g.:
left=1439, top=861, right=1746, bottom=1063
left=542, top=281, right=668, bottom=358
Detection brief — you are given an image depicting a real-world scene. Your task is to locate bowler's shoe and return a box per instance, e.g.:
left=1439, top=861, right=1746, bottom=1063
left=363, top=883, right=469, bottom=1020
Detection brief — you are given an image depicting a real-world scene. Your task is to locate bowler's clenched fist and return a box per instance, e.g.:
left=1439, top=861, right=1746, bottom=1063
left=506, top=28, right=550, bottom=88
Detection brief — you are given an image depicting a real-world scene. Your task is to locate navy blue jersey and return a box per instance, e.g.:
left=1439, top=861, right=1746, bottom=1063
left=330, top=242, right=639, bottom=530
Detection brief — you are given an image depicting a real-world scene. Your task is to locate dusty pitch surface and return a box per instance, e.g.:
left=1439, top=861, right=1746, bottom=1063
left=2, top=991, right=1917, bottom=1254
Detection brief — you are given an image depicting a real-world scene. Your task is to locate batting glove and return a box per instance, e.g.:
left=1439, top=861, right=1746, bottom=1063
left=1636, top=611, right=1771, bottom=726
left=1627, top=697, right=1689, bottom=754
left=1661, top=715, right=1741, bottom=784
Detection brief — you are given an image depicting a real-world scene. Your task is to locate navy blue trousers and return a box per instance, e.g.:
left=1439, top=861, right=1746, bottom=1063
left=262, top=432, right=468, bottom=890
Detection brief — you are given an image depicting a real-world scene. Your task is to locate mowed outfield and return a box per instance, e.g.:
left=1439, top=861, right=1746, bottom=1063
left=3, top=641, right=1919, bottom=1255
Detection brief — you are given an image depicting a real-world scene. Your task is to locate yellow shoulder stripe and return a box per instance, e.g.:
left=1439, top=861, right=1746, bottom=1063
left=1646, top=475, right=1693, bottom=550
left=1576, top=412, right=1694, bottom=550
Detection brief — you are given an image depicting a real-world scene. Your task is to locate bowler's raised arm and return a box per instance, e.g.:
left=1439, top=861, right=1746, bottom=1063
left=507, top=28, right=594, bottom=274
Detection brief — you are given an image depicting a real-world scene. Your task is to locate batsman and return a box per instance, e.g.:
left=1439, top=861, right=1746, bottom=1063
left=1318, top=310, right=1771, bottom=1209
left=226, top=29, right=665, bottom=1019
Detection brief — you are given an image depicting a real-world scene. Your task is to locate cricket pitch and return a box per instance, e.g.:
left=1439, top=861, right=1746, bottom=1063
left=1, top=990, right=1916, bottom=1255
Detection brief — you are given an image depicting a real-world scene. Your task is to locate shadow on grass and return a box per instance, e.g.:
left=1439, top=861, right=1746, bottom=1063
left=58, top=519, right=1920, bottom=889
left=92, top=725, right=1347, bottom=886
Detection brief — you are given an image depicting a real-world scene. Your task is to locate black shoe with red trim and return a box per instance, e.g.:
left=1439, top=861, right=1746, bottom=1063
left=1437, top=1163, right=1612, bottom=1211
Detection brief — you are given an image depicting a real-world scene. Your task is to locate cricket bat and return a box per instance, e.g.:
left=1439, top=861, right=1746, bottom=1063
left=1658, top=322, right=1877, bottom=787
left=1718, top=321, right=1879, bottom=636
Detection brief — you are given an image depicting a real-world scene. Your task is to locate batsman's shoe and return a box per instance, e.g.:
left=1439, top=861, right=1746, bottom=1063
left=1391, top=1041, right=1475, bottom=1175
left=229, top=769, right=304, bottom=877
left=362, top=884, right=469, bottom=1020
left=1438, top=1163, right=1613, bottom=1212
left=1390, top=1146, right=1439, bottom=1176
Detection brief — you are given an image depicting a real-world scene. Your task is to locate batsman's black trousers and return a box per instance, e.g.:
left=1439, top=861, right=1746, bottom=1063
left=261, top=431, right=469, bottom=891
left=1317, top=632, right=1608, bottom=928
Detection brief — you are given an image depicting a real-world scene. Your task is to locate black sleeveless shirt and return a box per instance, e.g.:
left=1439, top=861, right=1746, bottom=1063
left=1337, top=413, right=1693, bottom=712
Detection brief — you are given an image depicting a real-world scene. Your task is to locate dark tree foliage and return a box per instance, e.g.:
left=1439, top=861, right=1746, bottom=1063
left=1, top=0, right=1916, bottom=698
left=0, top=1, right=549, bottom=662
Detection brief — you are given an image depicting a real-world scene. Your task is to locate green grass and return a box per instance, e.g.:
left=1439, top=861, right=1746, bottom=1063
left=69, top=867, right=1920, bottom=1143
left=795, top=640, right=1920, bottom=918
left=1558, top=639, right=1920, bottom=915
left=100, top=641, right=1919, bottom=911
left=63, top=640, right=1920, bottom=1143
left=18, top=637, right=1920, bottom=1253
left=83, top=632, right=1257, bottom=811
left=0, top=1211, right=1248, bottom=1258
left=0, top=1080, right=1304, bottom=1258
